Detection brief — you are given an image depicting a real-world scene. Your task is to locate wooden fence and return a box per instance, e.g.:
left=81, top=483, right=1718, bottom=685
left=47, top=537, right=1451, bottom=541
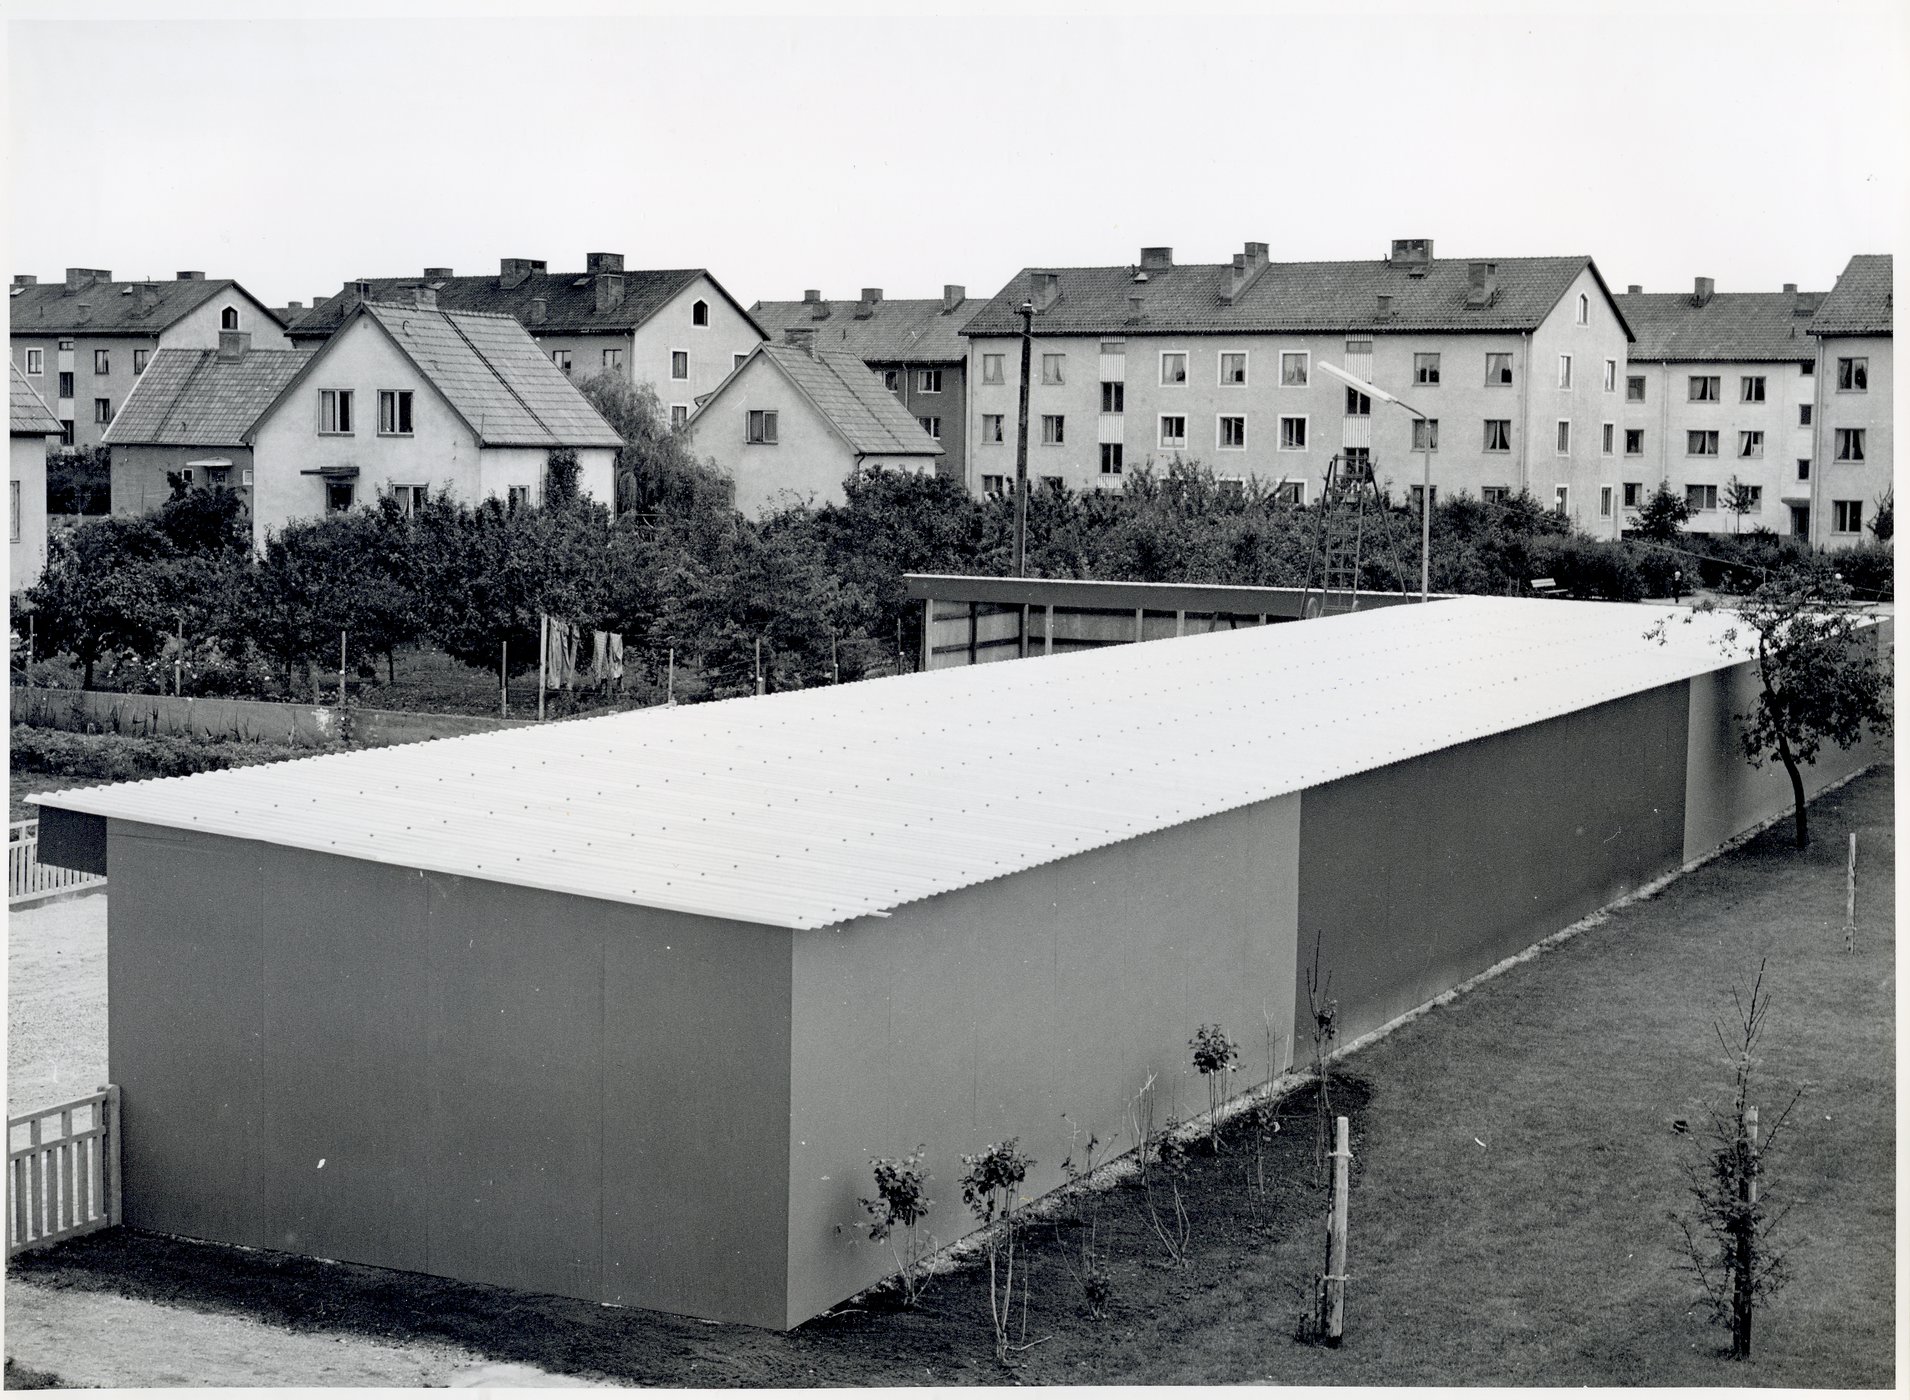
left=8, top=1087, right=121, bottom=1257
left=9, top=819, right=107, bottom=905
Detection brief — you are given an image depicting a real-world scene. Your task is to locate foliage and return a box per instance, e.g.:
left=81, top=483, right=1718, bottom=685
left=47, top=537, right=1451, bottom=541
left=25, top=515, right=197, bottom=688
left=1828, top=541, right=1893, bottom=602
left=691, top=508, right=858, bottom=697
left=860, top=1147, right=935, bottom=1309
left=958, top=1139, right=1038, bottom=1364
left=544, top=448, right=582, bottom=508
left=1722, top=477, right=1760, bottom=535
left=1189, top=1023, right=1239, bottom=1153
left=1528, top=535, right=1645, bottom=601
left=1629, top=480, right=1695, bottom=543
left=1055, top=1120, right=1113, bottom=1320
left=1868, top=487, right=1892, bottom=543
left=1305, top=931, right=1339, bottom=1185
left=1146, top=1118, right=1194, bottom=1268
left=45, top=446, right=111, bottom=516
left=10, top=724, right=316, bottom=782
left=576, top=373, right=735, bottom=519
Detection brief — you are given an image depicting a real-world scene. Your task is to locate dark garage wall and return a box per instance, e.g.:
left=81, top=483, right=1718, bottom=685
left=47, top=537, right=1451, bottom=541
left=1294, top=681, right=1691, bottom=1051
left=106, top=823, right=796, bottom=1328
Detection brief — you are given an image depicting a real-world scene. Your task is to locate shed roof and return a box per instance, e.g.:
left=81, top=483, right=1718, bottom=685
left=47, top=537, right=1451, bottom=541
left=750, top=295, right=975, bottom=363
left=34, top=597, right=1754, bottom=931
left=1614, top=291, right=1823, bottom=363
left=9, top=362, right=61, bottom=435
left=103, top=346, right=313, bottom=446
left=1809, top=253, right=1892, bottom=337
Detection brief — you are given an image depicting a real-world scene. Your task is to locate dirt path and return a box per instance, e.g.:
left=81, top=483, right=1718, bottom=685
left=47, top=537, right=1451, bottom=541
left=7, top=891, right=108, bottom=1116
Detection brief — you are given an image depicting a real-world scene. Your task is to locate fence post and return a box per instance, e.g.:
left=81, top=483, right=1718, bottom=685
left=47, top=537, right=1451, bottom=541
left=1319, top=1114, right=1350, bottom=1345
left=1845, top=833, right=1857, bottom=954
left=101, top=1084, right=122, bottom=1227
left=1732, top=1103, right=1759, bottom=1359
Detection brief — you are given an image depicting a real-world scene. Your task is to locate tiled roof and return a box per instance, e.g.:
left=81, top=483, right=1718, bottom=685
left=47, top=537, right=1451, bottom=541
left=750, top=295, right=975, bottom=363
left=1810, top=254, right=1892, bottom=337
left=9, top=362, right=60, bottom=435
left=961, top=255, right=1624, bottom=338
left=359, top=302, right=623, bottom=449
left=743, top=345, right=943, bottom=456
left=102, top=347, right=313, bottom=446
left=8, top=277, right=277, bottom=337
left=286, top=268, right=763, bottom=341
left=1614, top=291, right=1822, bottom=363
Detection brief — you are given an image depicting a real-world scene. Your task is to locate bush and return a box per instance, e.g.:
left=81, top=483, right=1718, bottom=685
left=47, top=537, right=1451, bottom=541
left=1529, top=536, right=1645, bottom=601
left=10, top=726, right=315, bottom=782
left=1828, top=541, right=1893, bottom=603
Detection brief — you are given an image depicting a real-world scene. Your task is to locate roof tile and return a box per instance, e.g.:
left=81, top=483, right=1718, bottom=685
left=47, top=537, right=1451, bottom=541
left=1810, top=253, right=1892, bottom=337
left=103, top=347, right=313, bottom=445
left=752, top=345, right=943, bottom=456
left=9, top=362, right=61, bottom=435
left=1614, top=290, right=1822, bottom=362
left=8, top=277, right=278, bottom=336
left=750, top=295, right=974, bottom=363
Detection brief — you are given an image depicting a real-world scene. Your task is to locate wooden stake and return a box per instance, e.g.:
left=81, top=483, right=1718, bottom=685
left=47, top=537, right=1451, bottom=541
left=666, top=646, right=675, bottom=706
left=338, top=630, right=347, bottom=708
left=755, top=637, right=764, bottom=695
left=500, top=638, right=508, bottom=718
left=1732, top=1104, right=1759, bottom=1359
left=1320, top=1114, right=1351, bottom=1345
left=1845, top=833, right=1856, bottom=954
left=537, top=613, right=548, bottom=722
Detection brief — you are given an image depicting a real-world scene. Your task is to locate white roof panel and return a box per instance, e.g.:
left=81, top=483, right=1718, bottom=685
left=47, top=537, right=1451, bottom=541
left=31, top=597, right=1751, bottom=930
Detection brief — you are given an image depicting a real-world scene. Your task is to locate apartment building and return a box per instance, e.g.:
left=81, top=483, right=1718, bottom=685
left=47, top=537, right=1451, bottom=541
left=1807, top=253, right=1892, bottom=546
left=960, top=241, right=1633, bottom=536
left=285, top=255, right=766, bottom=418
left=749, top=286, right=974, bottom=478
left=11, top=362, right=60, bottom=593
left=9, top=269, right=289, bottom=450
left=1614, top=278, right=1822, bottom=538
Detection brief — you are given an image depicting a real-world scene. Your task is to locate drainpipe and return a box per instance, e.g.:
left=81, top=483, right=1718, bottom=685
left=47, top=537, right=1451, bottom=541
left=1808, top=335, right=1826, bottom=547
left=1518, top=331, right=1532, bottom=494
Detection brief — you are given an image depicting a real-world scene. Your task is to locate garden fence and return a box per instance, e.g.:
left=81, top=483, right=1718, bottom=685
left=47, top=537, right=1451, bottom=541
left=9, top=819, right=107, bottom=905
left=8, top=1087, right=121, bottom=1257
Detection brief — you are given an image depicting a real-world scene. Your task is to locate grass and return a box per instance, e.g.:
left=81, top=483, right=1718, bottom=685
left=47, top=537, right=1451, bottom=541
left=7, top=765, right=1893, bottom=1386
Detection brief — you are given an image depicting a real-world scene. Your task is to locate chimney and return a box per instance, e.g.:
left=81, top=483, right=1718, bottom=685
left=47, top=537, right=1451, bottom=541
left=1376, top=293, right=1395, bottom=320
left=942, top=284, right=965, bottom=313
left=528, top=296, right=547, bottom=325
left=11, top=274, right=35, bottom=287
left=594, top=271, right=624, bottom=313
left=217, top=330, right=250, bottom=362
left=1030, top=272, right=1061, bottom=312
left=856, top=287, right=883, bottom=318
left=175, top=271, right=204, bottom=281
left=1793, top=290, right=1820, bottom=316
left=1139, top=247, right=1174, bottom=271
left=1783, top=282, right=1797, bottom=294
left=586, top=252, right=624, bottom=275
left=1220, top=241, right=1271, bottom=304
left=1390, top=238, right=1434, bottom=273
left=783, top=326, right=817, bottom=355
left=412, top=284, right=438, bottom=310
left=424, top=267, right=453, bottom=279
left=1465, top=261, right=1499, bottom=308
left=136, top=282, right=159, bottom=313
left=1626, top=284, right=1642, bottom=294
left=284, top=300, right=303, bottom=313
left=499, top=257, right=545, bottom=289
left=1691, top=276, right=1715, bottom=307
left=66, top=267, right=111, bottom=291
left=803, top=289, right=822, bottom=303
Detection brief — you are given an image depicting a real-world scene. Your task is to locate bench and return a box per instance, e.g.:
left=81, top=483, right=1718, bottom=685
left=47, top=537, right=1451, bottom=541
left=1530, top=577, right=1567, bottom=598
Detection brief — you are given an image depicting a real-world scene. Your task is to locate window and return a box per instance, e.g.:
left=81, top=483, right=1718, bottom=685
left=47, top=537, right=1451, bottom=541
left=325, top=480, right=355, bottom=512
left=746, top=409, right=779, bottom=444
left=1160, top=352, right=1187, bottom=385
left=1832, top=500, right=1864, bottom=533
left=377, top=389, right=414, bottom=435
left=1041, top=353, right=1065, bottom=385
left=982, top=413, right=1005, bottom=444
left=1740, top=375, right=1766, bottom=404
left=1600, top=485, right=1613, bottom=518
left=241, top=467, right=254, bottom=487
left=1414, top=352, right=1441, bottom=385
left=1041, top=476, right=1064, bottom=493
left=9, top=480, right=18, bottom=541
left=57, top=372, right=73, bottom=398
left=1273, top=480, right=1306, bottom=507
left=1555, top=419, right=1571, bottom=454
left=1687, top=430, right=1719, bottom=456
left=1800, top=358, right=1815, bottom=375
left=1217, top=477, right=1245, bottom=501
left=881, top=369, right=900, bottom=391
left=1279, top=416, right=1307, bottom=450
left=1554, top=485, right=1570, bottom=515
left=1484, top=419, right=1511, bottom=452
left=1835, top=428, right=1865, bottom=461
left=1836, top=357, right=1867, bottom=391
left=1219, top=352, right=1247, bottom=385
left=92, top=397, right=112, bottom=424
left=1100, top=381, right=1124, bottom=413
left=1603, top=359, right=1617, bottom=393
left=220, top=307, right=239, bottom=331
left=670, top=405, right=689, bottom=429
left=392, top=484, right=427, bottom=515
left=1486, top=353, right=1513, bottom=385
left=691, top=299, right=709, bottom=326
left=1689, top=375, right=1721, bottom=402
left=1345, top=338, right=1372, bottom=357
left=57, top=340, right=72, bottom=352
left=319, top=389, right=353, bottom=433
left=507, top=485, right=530, bottom=510
left=1344, top=387, right=1371, bottom=416
left=1409, top=484, right=1438, bottom=513
left=1626, top=374, right=1645, bottom=402
left=1218, top=415, right=1246, bottom=449
left=1280, top=352, right=1308, bottom=386
left=981, top=475, right=1006, bottom=496
left=1623, top=482, right=1643, bottom=508
left=1798, top=403, right=1812, bottom=426
left=733, top=352, right=749, bottom=371
left=133, top=349, right=148, bottom=375
left=919, top=416, right=943, bottom=440
left=1601, top=422, right=1615, bottom=455
left=918, top=368, right=943, bottom=393
left=667, top=350, right=685, bottom=379
left=1100, top=443, right=1124, bottom=475
left=982, top=353, right=1005, bottom=385
left=1686, top=484, right=1719, bottom=511
left=1625, top=428, right=1644, bottom=456
left=94, top=349, right=110, bottom=375
left=1737, top=486, right=1764, bottom=513
left=58, top=421, right=73, bottom=446
left=1738, top=430, right=1764, bottom=458
left=1557, top=355, right=1572, bottom=389
left=1576, top=292, right=1590, bottom=325
left=1482, top=486, right=1511, bottom=504
left=24, top=348, right=42, bottom=375
left=1041, top=414, right=1064, bottom=445
left=1159, top=415, right=1186, bottom=448
left=1411, top=418, right=1438, bottom=451
left=551, top=349, right=572, bottom=374
left=1796, top=458, right=1810, bottom=481
left=1342, top=446, right=1372, bottom=475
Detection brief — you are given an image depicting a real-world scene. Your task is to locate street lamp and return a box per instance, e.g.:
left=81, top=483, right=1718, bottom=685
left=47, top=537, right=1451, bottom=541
left=1315, top=360, right=1433, bottom=603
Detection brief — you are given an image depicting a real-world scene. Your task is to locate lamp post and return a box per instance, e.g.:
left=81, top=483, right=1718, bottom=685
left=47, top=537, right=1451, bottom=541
left=1316, top=360, right=1433, bottom=603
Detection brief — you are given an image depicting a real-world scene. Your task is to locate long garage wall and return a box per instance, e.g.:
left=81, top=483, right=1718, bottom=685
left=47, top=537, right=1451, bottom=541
left=782, top=793, right=1302, bottom=1328
left=105, top=821, right=796, bottom=1328
left=1294, top=681, right=1693, bottom=1051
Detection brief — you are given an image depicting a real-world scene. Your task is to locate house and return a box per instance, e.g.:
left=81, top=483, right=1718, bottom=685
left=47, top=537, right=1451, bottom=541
left=285, top=256, right=766, bottom=420
left=679, top=329, right=944, bottom=515
left=101, top=332, right=314, bottom=515
left=10, top=362, right=60, bottom=593
left=749, top=287, right=973, bottom=479
left=9, top=270, right=289, bottom=450
left=1614, top=279, right=1823, bottom=538
left=1807, top=254, right=1893, bottom=546
left=31, top=596, right=1883, bottom=1329
left=962, top=241, right=1634, bottom=535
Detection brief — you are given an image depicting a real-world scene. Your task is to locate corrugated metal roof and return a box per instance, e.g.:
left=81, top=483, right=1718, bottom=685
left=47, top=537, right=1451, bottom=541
left=32, top=597, right=1753, bottom=931
left=9, top=362, right=61, bottom=435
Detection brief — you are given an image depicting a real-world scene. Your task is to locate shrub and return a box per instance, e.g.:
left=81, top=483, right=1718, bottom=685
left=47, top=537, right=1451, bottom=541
left=1189, top=1023, right=1239, bottom=1153
left=959, top=1139, right=1036, bottom=1363
left=1528, top=536, right=1645, bottom=601
left=1828, top=541, right=1893, bottom=603
left=10, top=726, right=314, bottom=782
left=860, top=1146, right=935, bottom=1308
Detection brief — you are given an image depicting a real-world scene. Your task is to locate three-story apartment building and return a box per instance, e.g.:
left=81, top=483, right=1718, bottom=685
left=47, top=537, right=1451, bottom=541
left=1807, top=253, right=1892, bottom=546
left=1614, top=278, right=1822, bottom=537
left=960, top=241, right=1633, bottom=535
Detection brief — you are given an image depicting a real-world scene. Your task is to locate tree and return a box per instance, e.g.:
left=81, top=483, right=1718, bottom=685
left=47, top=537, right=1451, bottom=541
left=575, top=372, right=735, bottom=519
left=25, top=515, right=187, bottom=687
left=1722, top=476, right=1759, bottom=536
left=1870, top=486, right=1893, bottom=542
left=45, top=446, right=111, bottom=516
left=1630, top=479, right=1694, bottom=543
left=544, top=447, right=581, bottom=509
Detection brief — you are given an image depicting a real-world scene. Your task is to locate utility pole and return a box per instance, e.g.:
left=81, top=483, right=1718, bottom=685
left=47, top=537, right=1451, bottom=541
left=1012, top=298, right=1034, bottom=577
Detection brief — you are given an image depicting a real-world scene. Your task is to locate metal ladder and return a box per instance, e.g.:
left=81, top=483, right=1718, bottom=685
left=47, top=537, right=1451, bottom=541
left=1301, top=453, right=1414, bottom=617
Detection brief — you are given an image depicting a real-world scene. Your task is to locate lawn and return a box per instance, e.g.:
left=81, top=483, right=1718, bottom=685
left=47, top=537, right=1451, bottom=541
left=5, top=765, right=1894, bottom=1387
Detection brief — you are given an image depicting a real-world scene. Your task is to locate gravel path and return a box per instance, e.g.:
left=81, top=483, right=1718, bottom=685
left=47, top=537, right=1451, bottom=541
left=7, top=890, right=108, bottom=1116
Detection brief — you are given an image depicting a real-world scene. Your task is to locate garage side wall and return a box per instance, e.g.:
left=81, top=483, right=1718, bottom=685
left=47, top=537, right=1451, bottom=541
left=783, top=793, right=1301, bottom=1328
left=1295, top=682, right=1691, bottom=1051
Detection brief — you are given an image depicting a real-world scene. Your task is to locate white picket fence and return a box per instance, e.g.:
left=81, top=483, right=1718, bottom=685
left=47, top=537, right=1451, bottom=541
left=8, top=819, right=107, bottom=905
left=8, top=1087, right=121, bottom=1256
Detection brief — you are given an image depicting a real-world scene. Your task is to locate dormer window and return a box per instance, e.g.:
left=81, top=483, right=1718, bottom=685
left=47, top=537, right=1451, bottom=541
left=221, top=306, right=239, bottom=330
left=691, top=299, right=709, bottom=326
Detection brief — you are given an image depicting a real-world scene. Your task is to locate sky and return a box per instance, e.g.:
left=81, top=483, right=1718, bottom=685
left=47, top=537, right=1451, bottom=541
left=7, top=1, right=1906, bottom=313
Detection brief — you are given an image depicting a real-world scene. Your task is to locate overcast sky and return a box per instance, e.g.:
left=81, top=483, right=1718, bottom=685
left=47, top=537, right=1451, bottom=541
left=8, top=1, right=1905, bottom=312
